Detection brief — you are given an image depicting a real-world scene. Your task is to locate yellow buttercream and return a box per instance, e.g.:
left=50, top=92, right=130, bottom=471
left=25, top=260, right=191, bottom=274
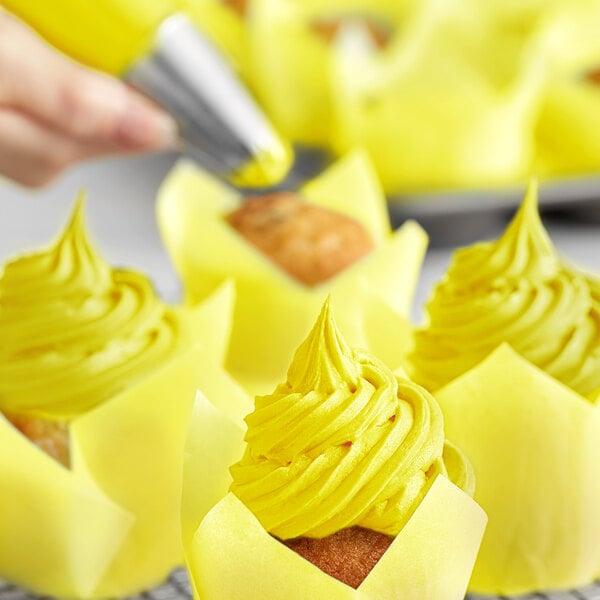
left=411, top=182, right=600, bottom=396
left=0, top=197, right=187, bottom=420
left=230, top=298, right=473, bottom=539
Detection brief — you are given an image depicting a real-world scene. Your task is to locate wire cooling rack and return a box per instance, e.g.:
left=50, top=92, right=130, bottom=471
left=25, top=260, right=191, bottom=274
left=2, top=569, right=600, bottom=600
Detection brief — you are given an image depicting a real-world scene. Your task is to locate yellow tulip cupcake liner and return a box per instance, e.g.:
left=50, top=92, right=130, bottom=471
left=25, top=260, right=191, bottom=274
left=406, top=180, right=600, bottom=594
left=182, top=299, right=487, bottom=600
left=188, top=479, right=486, bottom=600
left=244, top=0, right=410, bottom=148
left=330, top=0, right=550, bottom=193
left=158, top=150, right=427, bottom=394
left=0, top=198, right=237, bottom=598
left=530, top=2, right=600, bottom=178
left=436, top=344, right=600, bottom=595
left=0, top=341, right=237, bottom=599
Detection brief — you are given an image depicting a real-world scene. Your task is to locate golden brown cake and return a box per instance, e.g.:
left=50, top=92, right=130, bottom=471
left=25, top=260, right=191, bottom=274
left=282, top=526, right=393, bottom=588
left=5, top=414, right=69, bottom=467
left=227, top=191, right=375, bottom=286
left=310, top=15, right=393, bottom=50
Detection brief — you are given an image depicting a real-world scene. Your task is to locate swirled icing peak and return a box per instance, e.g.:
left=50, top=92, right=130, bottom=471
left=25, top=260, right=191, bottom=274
left=0, top=197, right=187, bottom=419
left=411, top=181, right=600, bottom=396
left=230, top=298, right=473, bottom=539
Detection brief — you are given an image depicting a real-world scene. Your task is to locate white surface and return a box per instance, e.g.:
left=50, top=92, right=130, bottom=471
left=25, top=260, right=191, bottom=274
left=0, top=152, right=181, bottom=301
left=1, top=153, right=599, bottom=321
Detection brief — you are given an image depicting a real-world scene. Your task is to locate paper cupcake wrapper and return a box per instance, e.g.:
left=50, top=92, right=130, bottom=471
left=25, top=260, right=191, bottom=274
left=246, top=0, right=408, bottom=147
left=158, top=150, right=427, bottom=394
left=330, top=0, right=548, bottom=192
left=181, top=380, right=486, bottom=600
left=435, top=344, right=600, bottom=595
left=535, top=78, right=600, bottom=176
left=186, top=478, right=485, bottom=600
left=0, top=283, right=235, bottom=598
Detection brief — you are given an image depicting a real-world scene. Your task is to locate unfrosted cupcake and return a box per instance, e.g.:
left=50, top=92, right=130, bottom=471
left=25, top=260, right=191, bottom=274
left=182, top=299, right=486, bottom=599
left=159, top=151, right=427, bottom=393
left=0, top=197, right=234, bottom=598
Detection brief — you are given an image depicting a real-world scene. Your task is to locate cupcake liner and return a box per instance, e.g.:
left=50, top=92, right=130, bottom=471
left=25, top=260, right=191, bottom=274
left=331, top=0, right=548, bottom=192
left=187, top=479, right=485, bottom=600
left=0, top=283, right=235, bottom=599
left=182, top=387, right=486, bottom=600
left=535, top=78, right=600, bottom=177
left=435, top=344, right=600, bottom=595
left=246, top=0, right=407, bottom=148
left=158, top=150, right=426, bottom=394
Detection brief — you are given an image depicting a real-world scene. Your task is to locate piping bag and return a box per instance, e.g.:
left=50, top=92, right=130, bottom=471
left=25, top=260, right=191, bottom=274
left=0, top=0, right=293, bottom=187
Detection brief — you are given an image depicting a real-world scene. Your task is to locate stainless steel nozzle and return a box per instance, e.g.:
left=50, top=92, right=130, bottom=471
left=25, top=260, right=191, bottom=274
left=127, top=13, right=292, bottom=186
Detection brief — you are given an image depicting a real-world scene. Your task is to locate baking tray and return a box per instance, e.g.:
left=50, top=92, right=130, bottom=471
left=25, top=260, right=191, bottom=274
left=2, top=569, right=600, bottom=600
left=388, top=175, right=600, bottom=247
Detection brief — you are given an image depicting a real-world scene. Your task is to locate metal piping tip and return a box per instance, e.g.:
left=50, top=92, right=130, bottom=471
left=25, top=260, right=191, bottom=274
left=126, top=13, right=293, bottom=186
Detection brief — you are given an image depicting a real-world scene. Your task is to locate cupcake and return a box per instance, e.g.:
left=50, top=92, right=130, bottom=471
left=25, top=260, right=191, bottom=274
left=407, top=182, right=600, bottom=593
left=158, top=150, right=427, bottom=393
left=332, top=0, right=548, bottom=193
left=0, top=197, right=235, bottom=598
left=410, top=181, right=600, bottom=398
left=243, top=0, right=403, bottom=148
left=182, top=299, right=486, bottom=599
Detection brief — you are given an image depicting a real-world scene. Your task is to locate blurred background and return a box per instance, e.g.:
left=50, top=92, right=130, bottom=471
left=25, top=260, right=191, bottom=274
left=2, top=0, right=600, bottom=319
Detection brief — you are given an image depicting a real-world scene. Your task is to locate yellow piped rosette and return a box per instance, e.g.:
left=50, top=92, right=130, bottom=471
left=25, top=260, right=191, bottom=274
left=407, top=183, right=600, bottom=593
left=158, top=150, right=427, bottom=394
left=411, top=181, right=600, bottom=398
left=182, top=299, right=486, bottom=600
left=0, top=197, right=236, bottom=598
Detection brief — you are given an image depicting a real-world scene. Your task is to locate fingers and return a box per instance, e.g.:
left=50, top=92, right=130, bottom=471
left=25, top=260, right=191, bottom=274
left=0, top=12, right=179, bottom=151
left=0, top=108, right=122, bottom=187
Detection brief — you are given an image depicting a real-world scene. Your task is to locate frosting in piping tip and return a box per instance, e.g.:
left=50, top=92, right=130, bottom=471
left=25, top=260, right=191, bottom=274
left=230, top=298, right=473, bottom=539
left=411, top=181, right=600, bottom=396
left=0, top=197, right=187, bottom=420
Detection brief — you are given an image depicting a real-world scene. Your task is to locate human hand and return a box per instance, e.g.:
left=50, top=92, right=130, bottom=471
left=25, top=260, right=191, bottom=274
left=0, top=12, right=179, bottom=187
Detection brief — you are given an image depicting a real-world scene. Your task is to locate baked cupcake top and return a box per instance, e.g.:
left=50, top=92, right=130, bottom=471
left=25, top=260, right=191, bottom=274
left=230, top=298, right=473, bottom=539
left=0, top=199, right=188, bottom=420
left=411, top=182, right=600, bottom=396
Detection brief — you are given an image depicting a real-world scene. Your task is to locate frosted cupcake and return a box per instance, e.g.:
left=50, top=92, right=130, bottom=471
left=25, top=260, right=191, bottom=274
left=0, top=198, right=234, bottom=598
left=411, top=181, right=600, bottom=398
left=182, top=299, right=486, bottom=599
left=158, top=150, right=427, bottom=393
left=409, top=183, right=600, bottom=594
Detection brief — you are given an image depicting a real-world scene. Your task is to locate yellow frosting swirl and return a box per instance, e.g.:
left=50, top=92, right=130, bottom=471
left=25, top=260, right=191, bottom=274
left=411, top=182, right=600, bottom=396
left=230, top=298, right=473, bottom=539
left=0, top=198, right=187, bottom=420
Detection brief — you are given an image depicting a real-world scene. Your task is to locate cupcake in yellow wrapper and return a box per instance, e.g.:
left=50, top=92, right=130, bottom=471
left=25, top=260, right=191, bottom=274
left=532, top=1, right=600, bottom=178
left=182, top=299, right=487, bottom=599
left=158, top=150, right=427, bottom=394
left=411, top=181, right=600, bottom=398
left=0, top=198, right=235, bottom=598
left=407, top=180, right=600, bottom=592
left=331, top=0, right=548, bottom=193
left=245, top=0, right=408, bottom=148
left=435, top=344, right=600, bottom=594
